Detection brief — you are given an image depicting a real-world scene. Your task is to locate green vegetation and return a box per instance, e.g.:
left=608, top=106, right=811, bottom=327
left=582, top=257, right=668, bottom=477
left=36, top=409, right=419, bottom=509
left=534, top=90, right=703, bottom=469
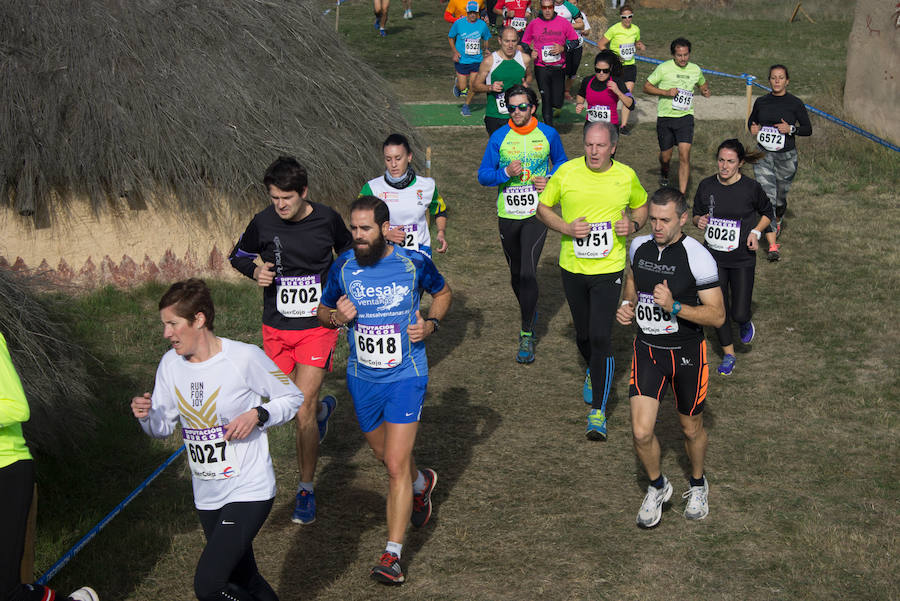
left=24, top=1, right=899, bottom=600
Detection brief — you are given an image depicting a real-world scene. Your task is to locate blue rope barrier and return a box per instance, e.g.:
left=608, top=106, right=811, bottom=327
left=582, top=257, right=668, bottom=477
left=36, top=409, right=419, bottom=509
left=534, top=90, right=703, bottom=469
left=323, top=0, right=351, bottom=16
left=36, top=446, right=186, bottom=586
left=582, top=40, right=898, bottom=152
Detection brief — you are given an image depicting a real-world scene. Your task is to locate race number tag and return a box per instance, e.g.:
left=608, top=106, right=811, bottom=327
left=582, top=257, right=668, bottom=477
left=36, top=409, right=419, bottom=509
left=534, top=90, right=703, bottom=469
left=275, top=275, right=321, bottom=318
left=635, top=292, right=679, bottom=335
left=395, top=224, right=419, bottom=251
left=511, top=17, right=527, bottom=31
left=464, top=38, right=481, bottom=55
left=182, top=426, right=240, bottom=481
left=355, top=323, right=403, bottom=369
left=503, top=184, right=539, bottom=216
left=757, top=126, right=785, bottom=152
left=572, top=222, right=613, bottom=258
left=587, top=105, right=612, bottom=122
left=541, top=46, right=562, bottom=63
left=704, top=217, right=741, bottom=252
left=618, top=42, right=635, bottom=60
left=496, top=92, right=509, bottom=115
left=672, top=88, right=693, bottom=111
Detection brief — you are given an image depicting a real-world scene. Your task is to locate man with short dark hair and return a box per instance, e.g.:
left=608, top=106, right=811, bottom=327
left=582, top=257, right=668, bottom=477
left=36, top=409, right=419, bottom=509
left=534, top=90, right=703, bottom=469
left=616, top=187, right=724, bottom=528
left=537, top=121, right=647, bottom=440
left=472, top=26, right=533, bottom=135
left=229, top=156, right=352, bottom=525
left=318, top=196, right=451, bottom=585
left=643, top=38, right=711, bottom=194
left=478, top=84, right=567, bottom=363
left=449, top=1, right=492, bottom=117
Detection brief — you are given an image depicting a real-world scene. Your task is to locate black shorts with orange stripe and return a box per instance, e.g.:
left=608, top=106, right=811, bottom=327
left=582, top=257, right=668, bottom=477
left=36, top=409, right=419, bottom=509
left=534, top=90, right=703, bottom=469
left=628, top=338, right=708, bottom=416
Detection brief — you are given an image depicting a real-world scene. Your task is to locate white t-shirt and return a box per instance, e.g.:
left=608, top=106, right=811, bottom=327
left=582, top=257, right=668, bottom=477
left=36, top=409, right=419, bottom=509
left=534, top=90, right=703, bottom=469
left=141, top=338, right=303, bottom=510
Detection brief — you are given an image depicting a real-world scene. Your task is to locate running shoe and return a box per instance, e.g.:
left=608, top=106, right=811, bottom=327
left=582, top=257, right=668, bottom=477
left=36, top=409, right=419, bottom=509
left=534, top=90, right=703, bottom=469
left=582, top=368, right=592, bottom=405
left=775, top=219, right=784, bottom=239
left=379, top=28, right=387, bottom=37
left=553, top=107, right=562, bottom=118
left=317, top=395, right=337, bottom=443
left=411, top=468, right=438, bottom=527
left=404, top=8, right=412, bottom=18
left=636, top=477, right=672, bottom=528
left=68, top=588, right=99, bottom=601
left=452, top=84, right=461, bottom=98
left=586, top=408, right=607, bottom=441
left=659, top=175, right=669, bottom=188
left=460, top=87, right=469, bottom=97
left=717, top=353, right=736, bottom=376
left=739, top=321, right=755, bottom=344
left=460, top=104, right=472, bottom=117
left=291, top=489, right=316, bottom=525
left=682, top=477, right=709, bottom=520
left=515, top=334, right=535, bottom=363
left=619, top=124, right=632, bottom=136
left=374, top=17, right=380, bottom=29
left=371, top=552, right=405, bottom=584
left=767, top=243, right=780, bottom=262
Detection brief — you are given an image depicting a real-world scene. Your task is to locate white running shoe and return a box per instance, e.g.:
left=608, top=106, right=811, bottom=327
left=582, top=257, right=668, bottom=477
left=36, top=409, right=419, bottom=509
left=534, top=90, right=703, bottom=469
left=636, top=477, right=672, bottom=528
left=682, top=477, right=709, bottom=520
left=68, top=587, right=99, bottom=601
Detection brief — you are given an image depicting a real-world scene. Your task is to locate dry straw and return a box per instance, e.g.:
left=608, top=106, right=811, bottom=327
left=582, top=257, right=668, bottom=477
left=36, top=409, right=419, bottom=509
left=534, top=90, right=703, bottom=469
left=0, top=0, right=423, bottom=225
left=0, top=270, right=95, bottom=456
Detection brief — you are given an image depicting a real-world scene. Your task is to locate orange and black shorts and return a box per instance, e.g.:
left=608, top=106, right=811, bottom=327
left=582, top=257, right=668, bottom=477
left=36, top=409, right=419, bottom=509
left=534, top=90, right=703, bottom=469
left=628, top=338, right=708, bottom=416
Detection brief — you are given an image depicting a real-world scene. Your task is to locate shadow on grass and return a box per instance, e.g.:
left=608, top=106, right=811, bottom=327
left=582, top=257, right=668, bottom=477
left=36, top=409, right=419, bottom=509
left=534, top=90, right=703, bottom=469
left=425, top=289, right=482, bottom=370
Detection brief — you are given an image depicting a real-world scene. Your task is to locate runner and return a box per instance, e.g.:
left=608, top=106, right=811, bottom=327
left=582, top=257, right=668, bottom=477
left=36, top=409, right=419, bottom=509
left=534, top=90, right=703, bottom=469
left=1, top=332, right=100, bottom=601
left=318, top=196, right=451, bottom=585
left=598, top=4, right=646, bottom=134
left=444, top=0, right=484, bottom=23
left=552, top=0, right=586, bottom=105
left=477, top=84, right=568, bottom=363
left=575, top=49, right=635, bottom=131
left=229, top=156, right=351, bottom=525
left=373, top=0, right=389, bottom=36
left=642, top=37, right=710, bottom=194
left=536, top=121, right=647, bottom=439
left=692, top=140, right=773, bottom=375
left=131, top=279, right=304, bottom=600
left=359, top=133, right=449, bottom=256
left=748, top=64, right=812, bottom=261
left=402, top=0, right=413, bottom=19
left=520, top=0, right=580, bottom=125
left=449, top=1, right=492, bottom=117
left=472, top=26, right=533, bottom=135
left=493, top=0, right=531, bottom=39
left=615, top=188, right=725, bottom=528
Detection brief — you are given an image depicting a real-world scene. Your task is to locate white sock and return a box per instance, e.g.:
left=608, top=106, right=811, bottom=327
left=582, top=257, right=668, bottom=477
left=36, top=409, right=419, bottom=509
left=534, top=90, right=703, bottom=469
left=412, top=470, right=426, bottom=494
left=298, top=481, right=314, bottom=493
left=385, top=541, right=403, bottom=557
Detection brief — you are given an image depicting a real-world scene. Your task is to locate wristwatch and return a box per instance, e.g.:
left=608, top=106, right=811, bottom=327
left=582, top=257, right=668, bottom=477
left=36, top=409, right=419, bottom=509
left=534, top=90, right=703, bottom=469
left=426, top=317, right=441, bottom=332
left=255, top=405, right=270, bottom=428
left=671, top=301, right=682, bottom=316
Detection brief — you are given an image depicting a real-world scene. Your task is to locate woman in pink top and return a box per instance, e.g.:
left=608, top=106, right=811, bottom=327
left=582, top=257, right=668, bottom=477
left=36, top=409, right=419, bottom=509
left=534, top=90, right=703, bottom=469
left=575, top=50, right=634, bottom=130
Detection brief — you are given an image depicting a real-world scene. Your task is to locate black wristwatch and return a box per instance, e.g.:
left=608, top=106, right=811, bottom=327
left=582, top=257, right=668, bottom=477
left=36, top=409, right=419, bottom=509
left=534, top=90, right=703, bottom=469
left=255, top=405, right=270, bottom=428
left=426, top=317, right=441, bottom=332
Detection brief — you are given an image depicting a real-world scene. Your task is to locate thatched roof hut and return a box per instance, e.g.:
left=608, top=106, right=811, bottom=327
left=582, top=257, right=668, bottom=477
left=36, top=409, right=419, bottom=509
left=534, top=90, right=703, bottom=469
left=1, top=0, right=422, bottom=280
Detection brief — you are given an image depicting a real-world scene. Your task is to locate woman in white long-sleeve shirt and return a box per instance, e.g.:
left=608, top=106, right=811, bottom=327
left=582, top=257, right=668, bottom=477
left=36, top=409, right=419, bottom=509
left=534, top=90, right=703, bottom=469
left=131, top=279, right=303, bottom=601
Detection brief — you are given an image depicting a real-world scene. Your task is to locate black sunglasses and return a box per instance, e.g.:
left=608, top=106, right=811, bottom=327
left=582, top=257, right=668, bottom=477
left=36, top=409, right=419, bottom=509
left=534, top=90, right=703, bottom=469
left=509, top=103, right=532, bottom=112
left=595, top=67, right=610, bottom=74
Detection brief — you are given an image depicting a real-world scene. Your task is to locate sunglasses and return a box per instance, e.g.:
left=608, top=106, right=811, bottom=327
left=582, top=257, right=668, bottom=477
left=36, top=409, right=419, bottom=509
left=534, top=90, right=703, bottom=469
left=509, top=103, right=532, bottom=112
left=621, top=14, right=633, bottom=19
left=595, top=67, right=610, bottom=74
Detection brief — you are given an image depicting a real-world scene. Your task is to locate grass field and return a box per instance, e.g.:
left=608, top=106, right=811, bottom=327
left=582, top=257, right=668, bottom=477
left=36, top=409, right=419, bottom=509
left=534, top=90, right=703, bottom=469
left=24, top=1, right=900, bottom=600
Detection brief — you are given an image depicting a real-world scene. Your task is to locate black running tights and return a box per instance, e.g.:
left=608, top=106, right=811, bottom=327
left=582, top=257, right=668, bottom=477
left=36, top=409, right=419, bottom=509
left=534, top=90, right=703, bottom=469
left=499, top=216, right=547, bottom=333
left=716, top=263, right=755, bottom=348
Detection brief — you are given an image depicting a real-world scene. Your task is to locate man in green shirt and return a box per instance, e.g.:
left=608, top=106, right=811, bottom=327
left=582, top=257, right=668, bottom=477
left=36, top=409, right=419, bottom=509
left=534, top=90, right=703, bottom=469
left=472, top=26, right=533, bottom=135
left=643, top=37, right=710, bottom=195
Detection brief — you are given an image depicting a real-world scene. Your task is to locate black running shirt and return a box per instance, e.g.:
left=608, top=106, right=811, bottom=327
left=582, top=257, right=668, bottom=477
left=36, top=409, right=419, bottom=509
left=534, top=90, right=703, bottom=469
left=230, top=203, right=352, bottom=330
left=628, top=233, right=719, bottom=348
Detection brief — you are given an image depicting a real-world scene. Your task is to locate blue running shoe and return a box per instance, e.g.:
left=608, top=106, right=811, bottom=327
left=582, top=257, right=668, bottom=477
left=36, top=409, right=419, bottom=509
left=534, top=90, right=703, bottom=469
left=374, top=17, right=380, bottom=29
left=318, top=395, right=337, bottom=443
left=460, top=104, right=472, bottom=117
left=739, top=321, right=755, bottom=344
left=452, top=84, right=461, bottom=98
left=586, top=409, right=607, bottom=441
left=379, top=28, right=387, bottom=37
left=515, top=334, right=535, bottom=363
left=717, top=354, right=736, bottom=376
left=291, top=489, right=316, bottom=525
left=582, top=369, right=592, bottom=405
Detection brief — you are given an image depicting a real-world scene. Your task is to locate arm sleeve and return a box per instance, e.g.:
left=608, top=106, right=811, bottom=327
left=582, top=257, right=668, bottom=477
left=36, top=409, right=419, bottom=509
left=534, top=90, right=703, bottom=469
left=538, top=169, right=561, bottom=207
left=359, top=182, right=373, bottom=197
left=793, top=97, right=813, bottom=137
left=747, top=98, right=760, bottom=131
left=697, top=71, right=706, bottom=87
left=141, top=360, right=182, bottom=438
left=692, top=182, right=708, bottom=217
left=546, top=127, right=569, bottom=175
left=646, top=64, right=662, bottom=87
left=320, top=259, right=345, bottom=309
left=429, top=189, right=448, bottom=217
left=332, top=210, right=353, bottom=254
left=627, top=171, right=648, bottom=209
left=419, top=256, right=447, bottom=295
left=686, top=241, right=720, bottom=290
left=242, top=347, right=304, bottom=428
left=228, top=219, right=261, bottom=280
left=0, top=334, right=29, bottom=428
left=477, top=133, right=511, bottom=186
left=577, top=76, right=590, bottom=98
